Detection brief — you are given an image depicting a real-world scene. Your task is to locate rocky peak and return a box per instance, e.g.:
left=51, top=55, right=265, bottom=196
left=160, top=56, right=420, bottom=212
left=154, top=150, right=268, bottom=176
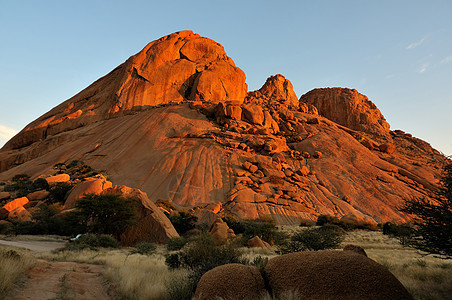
left=247, top=74, right=299, bottom=108
left=299, top=88, right=390, bottom=136
left=4, top=31, right=247, bottom=150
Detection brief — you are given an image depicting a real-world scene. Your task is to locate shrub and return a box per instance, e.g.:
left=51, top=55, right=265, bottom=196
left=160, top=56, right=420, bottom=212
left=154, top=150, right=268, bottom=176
left=167, top=236, right=188, bottom=251
left=169, top=210, right=197, bottom=235
left=155, top=199, right=175, bottom=213
left=68, top=193, right=139, bottom=239
left=4, top=176, right=50, bottom=197
left=48, top=182, right=72, bottom=203
left=399, top=162, right=452, bottom=257
left=63, top=234, right=120, bottom=251
left=11, top=174, right=30, bottom=182
left=130, top=242, right=156, bottom=255
left=280, top=225, right=344, bottom=253
left=382, top=222, right=413, bottom=246
left=165, top=233, right=245, bottom=295
left=240, top=218, right=278, bottom=244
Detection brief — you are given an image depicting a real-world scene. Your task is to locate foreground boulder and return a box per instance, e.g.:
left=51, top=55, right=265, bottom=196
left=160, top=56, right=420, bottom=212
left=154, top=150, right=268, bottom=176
left=264, top=251, right=412, bottom=299
left=194, top=264, right=268, bottom=300
left=104, top=185, right=179, bottom=245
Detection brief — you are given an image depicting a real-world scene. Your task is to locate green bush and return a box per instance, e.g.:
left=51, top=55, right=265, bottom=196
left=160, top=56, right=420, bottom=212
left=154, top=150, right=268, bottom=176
left=382, top=222, right=414, bottom=246
left=240, top=218, right=278, bottom=244
left=63, top=234, right=120, bottom=251
left=68, top=193, right=139, bottom=239
left=280, top=225, right=344, bottom=253
left=165, top=233, right=245, bottom=295
left=316, top=214, right=377, bottom=231
left=169, top=210, right=197, bottom=235
left=11, top=174, right=30, bottom=182
left=167, top=236, right=188, bottom=251
left=4, top=176, right=50, bottom=197
left=49, top=182, right=72, bottom=203
left=130, top=242, right=156, bottom=255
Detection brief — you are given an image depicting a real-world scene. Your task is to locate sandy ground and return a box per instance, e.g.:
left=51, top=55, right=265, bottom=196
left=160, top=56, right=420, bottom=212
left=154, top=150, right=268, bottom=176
left=0, top=239, right=66, bottom=252
left=7, top=259, right=113, bottom=300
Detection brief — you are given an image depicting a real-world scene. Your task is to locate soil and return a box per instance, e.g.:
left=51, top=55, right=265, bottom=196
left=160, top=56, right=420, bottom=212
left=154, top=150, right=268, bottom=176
left=7, top=259, right=113, bottom=300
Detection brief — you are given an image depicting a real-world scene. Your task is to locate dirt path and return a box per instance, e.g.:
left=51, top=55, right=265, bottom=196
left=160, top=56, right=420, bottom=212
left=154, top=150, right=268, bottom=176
left=0, top=239, right=66, bottom=252
left=8, top=259, right=113, bottom=300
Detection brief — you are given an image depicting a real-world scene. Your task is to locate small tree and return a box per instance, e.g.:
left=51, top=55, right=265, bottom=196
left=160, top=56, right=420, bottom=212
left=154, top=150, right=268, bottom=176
left=400, top=162, right=452, bottom=257
left=71, top=193, right=138, bottom=239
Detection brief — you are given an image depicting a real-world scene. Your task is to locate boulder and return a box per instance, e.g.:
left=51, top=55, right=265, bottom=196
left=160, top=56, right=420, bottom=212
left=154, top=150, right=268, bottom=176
left=263, top=110, right=279, bottom=133
left=298, top=166, right=310, bottom=176
left=8, top=206, right=32, bottom=222
left=194, top=264, right=268, bottom=300
left=379, top=143, right=397, bottom=154
left=64, top=175, right=112, bottom=209
left=209, top=218, right=233, bottom=245
left=0, top=192, right=11, bottom=201
left=194, top=209, right=221, bottom=229
left=242, top=104, right=264, bottom=125
left=299, top=102, right=318, bottom=114
left=105, top=185, right=179, bottom=245
left=300, top=88, right=390, bottom=136
left=204, top=202, right=222, bottom=214
left=27, top=190, right=50, bottom=201
left=3, top=197, right=29, bottom=212
left=247, top=236, right=270, bottom=248
left=45, top=174, right=70, bottom=184
left=343, top=244, right=368, bottom=257
left=264, top=251, right=412, bottom=299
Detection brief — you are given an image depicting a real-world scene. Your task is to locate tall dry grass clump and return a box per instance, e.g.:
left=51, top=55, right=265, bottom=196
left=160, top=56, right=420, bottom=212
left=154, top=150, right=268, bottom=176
left=0, top=246, right=35, bottom=298
left=103, top=252, right=189, bottom=300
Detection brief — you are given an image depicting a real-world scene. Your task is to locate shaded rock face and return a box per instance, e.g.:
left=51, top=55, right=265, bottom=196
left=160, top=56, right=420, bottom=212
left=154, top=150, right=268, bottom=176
left=194, top=264, right=268, bottom=300
left=300, top=88, right=390, bottom=136
left=3, top=30, right=247, bottom=151
left=264, top=251, right=413, bottom=299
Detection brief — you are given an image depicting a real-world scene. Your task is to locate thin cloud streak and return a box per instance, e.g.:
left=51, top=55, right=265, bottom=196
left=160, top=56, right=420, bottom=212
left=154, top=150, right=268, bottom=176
left=418, top=63, right=429, bottom=73
left=441, top=55, right=452, bottom=64
left=406, top=37, right=426, bottom=50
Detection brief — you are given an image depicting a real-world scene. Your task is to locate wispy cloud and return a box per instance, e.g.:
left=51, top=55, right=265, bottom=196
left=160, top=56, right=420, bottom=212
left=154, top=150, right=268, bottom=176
left=418, top=63, right=430, bottom=73
left=441, top=55, right=452, bottom=64
left=406, top=37, right=426, bottom=50
left=0, top=124, right=17, bottom=140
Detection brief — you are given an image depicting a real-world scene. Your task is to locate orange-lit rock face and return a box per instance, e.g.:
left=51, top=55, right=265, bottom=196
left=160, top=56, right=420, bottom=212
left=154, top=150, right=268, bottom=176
left=3, top=197, right=29, bottom=212
left=247, top=74, right=298, bottom=108
left=3, top=30, right=247, bottom=150
left=299, top=88, right=390, bottom=136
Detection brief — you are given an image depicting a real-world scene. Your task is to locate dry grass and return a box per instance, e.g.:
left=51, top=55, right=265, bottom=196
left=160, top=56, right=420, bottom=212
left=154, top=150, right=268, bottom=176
left=4, top=230, right=451, bottom=300
left=343, top=231, right=452, bottom=300
left=0, top=245, right=35, bottom=298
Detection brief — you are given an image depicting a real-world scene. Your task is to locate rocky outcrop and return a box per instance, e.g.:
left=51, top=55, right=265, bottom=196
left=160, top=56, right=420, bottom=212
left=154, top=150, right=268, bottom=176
left=3, top=31, right=247, bottom=151
left=64, top=175, right=112, bottom=209
left=299, top=88, right=390, bottom=136
left=0, top=32, right=445, bottom=226
left=104, top=185, right=179, bottom=245
left=248, top=74, right=298, bottom=108
left=264, top=251, right=412, bottom=299
left=194, top=264, right=268, bottom=300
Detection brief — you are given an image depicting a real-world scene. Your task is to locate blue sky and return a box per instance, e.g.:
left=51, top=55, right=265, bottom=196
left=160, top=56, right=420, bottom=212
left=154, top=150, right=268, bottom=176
left=0, top=0, right=451, bottom=155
